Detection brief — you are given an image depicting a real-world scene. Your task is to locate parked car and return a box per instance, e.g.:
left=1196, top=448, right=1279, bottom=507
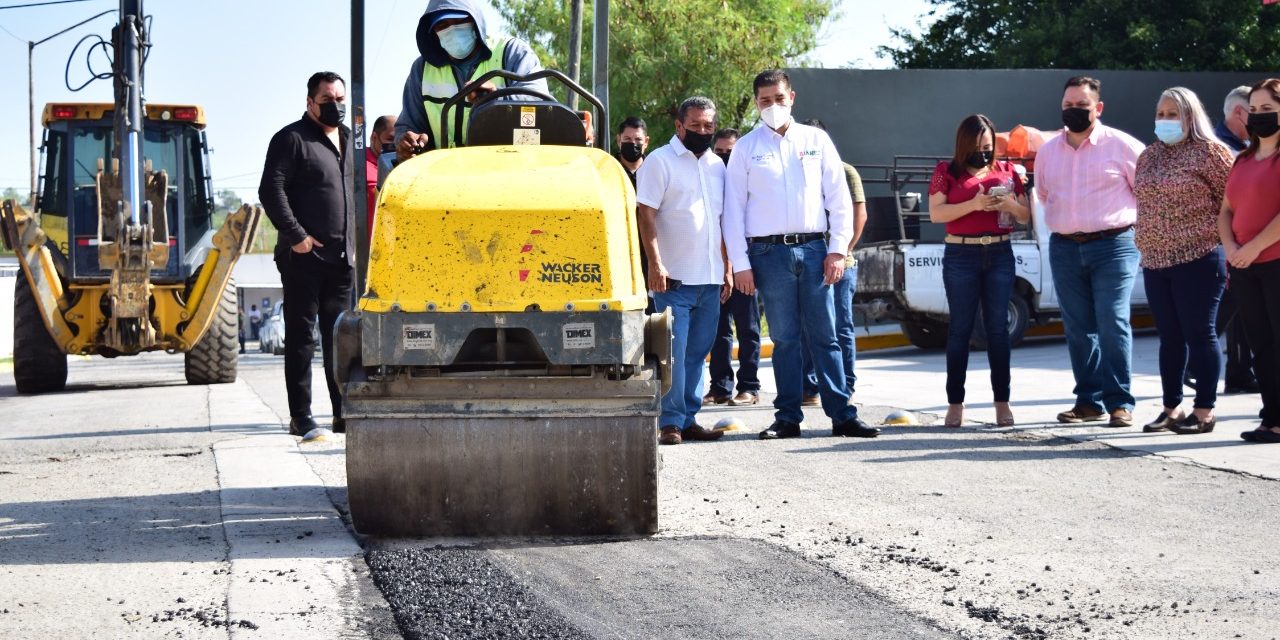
left=256, top=301, right=322, bottom=356
left=257, top=301, right=286, bottom=355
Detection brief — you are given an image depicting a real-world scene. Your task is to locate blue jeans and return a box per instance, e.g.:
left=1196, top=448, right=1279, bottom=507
left=942, top=242, right=1015, bottom=404
left=653, top=284, right=721, bottom=428
left=749, top=238, right=858, bottom=425
left=1049, top=229, right=1140, bottom=412
left=1144, top=248, right=1226, bottom=410
left=803, top=265, right=857, bottom=396
left=709, top=289, right=762, bottom=396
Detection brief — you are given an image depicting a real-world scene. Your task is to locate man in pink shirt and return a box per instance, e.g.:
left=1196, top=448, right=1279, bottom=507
left=1035, top=76, right=1146, bottom=428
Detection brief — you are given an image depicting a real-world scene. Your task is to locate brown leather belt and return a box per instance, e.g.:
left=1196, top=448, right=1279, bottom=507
left=1053, top=225, right=1133, bottom=244
left=944, top=234, right=1010, bottom=245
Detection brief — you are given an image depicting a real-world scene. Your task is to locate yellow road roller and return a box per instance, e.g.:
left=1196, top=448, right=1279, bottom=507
left=334, top=70, right=671, bottom=537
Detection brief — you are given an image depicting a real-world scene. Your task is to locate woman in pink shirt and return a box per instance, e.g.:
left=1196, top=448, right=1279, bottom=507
left=928, top=114, right=1030, bottom=427
left=1219, top=78, right=1280, bottom=444
left=1133, top=87, right=1233, bottom=435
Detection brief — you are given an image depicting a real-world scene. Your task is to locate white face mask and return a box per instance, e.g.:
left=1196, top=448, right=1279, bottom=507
left=759, top=103, right=791, bottom=130
left=437, top=23, right=477, bottom=60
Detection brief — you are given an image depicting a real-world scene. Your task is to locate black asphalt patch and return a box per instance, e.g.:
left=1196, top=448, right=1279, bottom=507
left=368, top=537, right=953, bottom=639
left=366, top=545, right=590, bottom=640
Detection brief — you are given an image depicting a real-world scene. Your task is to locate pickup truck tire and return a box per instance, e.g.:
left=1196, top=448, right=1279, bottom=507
left=12, top=272, right=68, bottom=394
left=901, top=319, right=949, bottom=350
left=971, top=294, right=1031, bottom=351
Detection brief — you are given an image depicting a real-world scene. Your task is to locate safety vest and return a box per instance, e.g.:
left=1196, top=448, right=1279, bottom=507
left=421, top=35, right=511, bottom=149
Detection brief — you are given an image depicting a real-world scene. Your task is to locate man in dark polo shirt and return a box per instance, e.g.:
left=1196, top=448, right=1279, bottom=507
left=259, top=71, right=356, bottom=436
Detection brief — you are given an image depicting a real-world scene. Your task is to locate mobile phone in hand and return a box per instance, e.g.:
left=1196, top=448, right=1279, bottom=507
left=666, top=278, right=682, bottom=291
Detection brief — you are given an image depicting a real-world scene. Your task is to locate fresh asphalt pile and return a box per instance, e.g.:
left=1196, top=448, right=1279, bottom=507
left=365, top=546, right=592, bottom=640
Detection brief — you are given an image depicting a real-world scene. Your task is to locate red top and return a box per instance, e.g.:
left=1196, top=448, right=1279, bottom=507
left=364, top=147, right=379, bottom=240
left=1226, top=154, right=1280, bottom=265
left=929, top=160, right=1026, bottom=235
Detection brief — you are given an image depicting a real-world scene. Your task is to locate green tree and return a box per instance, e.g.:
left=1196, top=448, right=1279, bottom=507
left=215, top=189, right=242, bottom=215
left=494, top=0, right=836, bottom=144
left=881, top=0, right=1280, bottom=71
left=1, top=187, right=32, bottom=208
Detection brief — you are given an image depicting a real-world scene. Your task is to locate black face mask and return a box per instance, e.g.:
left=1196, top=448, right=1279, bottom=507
left=316, top=101, right=346, bottom=128
left=619, top=142, right=644, bottom=162
left=381, top=143, right=396, bottom=154
left=1246, top=111, right=1280, bottom=139
left=1062, top=107, right=1093, bottom=134
left=681, top=129, right=714, bottom=155
left=715, top=151, right=731, bottom=165
left=965, top=150, right=993, bottom=169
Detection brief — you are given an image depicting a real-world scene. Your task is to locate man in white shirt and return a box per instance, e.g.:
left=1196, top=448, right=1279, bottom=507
left=637, top=97, right=732, bottom=445
left=723, top=69, right=879, bottom=440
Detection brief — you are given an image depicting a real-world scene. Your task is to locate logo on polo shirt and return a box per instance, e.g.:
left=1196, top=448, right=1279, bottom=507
left=799, top=149, right=821, bottom=159
left=751, top=152, right=776, bottom=163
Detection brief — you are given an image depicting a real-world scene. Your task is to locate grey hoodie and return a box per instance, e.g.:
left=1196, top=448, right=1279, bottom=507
left=394, top=0, right=547, bottom=150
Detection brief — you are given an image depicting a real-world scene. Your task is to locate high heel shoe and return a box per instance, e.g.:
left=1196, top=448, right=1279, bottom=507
left=944, top=404, right=963, bottom=428
left=994, top=403, right=1015, bottom=427
left=1169, top=413, right=1215, bottom=435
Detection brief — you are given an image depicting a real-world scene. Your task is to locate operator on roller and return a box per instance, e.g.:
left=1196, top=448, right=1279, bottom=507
left=394, top=0, right=548, bottom=158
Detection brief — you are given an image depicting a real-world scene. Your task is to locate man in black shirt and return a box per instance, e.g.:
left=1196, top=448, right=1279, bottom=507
left=259, top=71, right=356, bottom=436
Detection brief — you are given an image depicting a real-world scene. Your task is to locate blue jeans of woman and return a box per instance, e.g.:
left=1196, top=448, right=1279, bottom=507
left=942, top=242, right=1015, bottom=405
left=1143, top=247, right=1226, bottom=409
left=748, top=238, right=858, bottom=425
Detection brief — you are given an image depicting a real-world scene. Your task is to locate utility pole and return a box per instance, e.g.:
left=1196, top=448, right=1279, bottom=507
left=352, top=0, right=369, bottom=296
left=592, top=0, right=609, bottom=153
left=566, top=0, right=583, bottom=111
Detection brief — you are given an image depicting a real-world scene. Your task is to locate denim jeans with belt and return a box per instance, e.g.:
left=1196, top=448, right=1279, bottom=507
left=1228, top=259, right=1280, bottom=426
left=749, top=238, right=858, bottom=425
left=942, top=242, right=1015, bottom=405
left=1143, top=247, right=1226, bottom=409
left=1049, top=229, right=1140, bottom=412
left=803, top=265, right=857, bottom=396
left=653, top=283, right=722, bottom=428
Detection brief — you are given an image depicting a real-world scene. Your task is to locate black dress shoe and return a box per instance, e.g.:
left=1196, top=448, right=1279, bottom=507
left=1169, top=413, right=1215, bottom=435
left=759, top=420, right=801, bottom=440
left=833, top=417, right=880, bottom=438
left=289, top=416, right=319, bottom=436
left=331, top=417, right=346, bottom=433
left=682, top=424, right=724, bottom=441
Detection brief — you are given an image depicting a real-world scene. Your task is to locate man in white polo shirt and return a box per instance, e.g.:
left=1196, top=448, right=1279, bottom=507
left=637, top=96, right=732, bottom=445
left=723, top=69, right=879, bottom=440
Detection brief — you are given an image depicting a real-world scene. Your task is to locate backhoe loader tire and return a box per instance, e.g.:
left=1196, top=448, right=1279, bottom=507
left=12, top=273, right=68, bottom=394
left=185, top=280, right=238, bottom=385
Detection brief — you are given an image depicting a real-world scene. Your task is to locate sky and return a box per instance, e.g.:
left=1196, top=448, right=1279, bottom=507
left=0, top=0, right=934, bottom=203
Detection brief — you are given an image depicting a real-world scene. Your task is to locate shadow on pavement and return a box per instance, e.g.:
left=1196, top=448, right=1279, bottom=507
left=0, top=486, right=356, bottom=565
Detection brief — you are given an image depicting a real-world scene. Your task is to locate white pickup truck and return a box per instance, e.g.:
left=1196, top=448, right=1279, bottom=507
left=854, top=194, right=1148, bottom=349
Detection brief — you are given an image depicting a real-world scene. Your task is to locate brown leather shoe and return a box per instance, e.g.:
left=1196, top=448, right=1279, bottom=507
left=1108, top=408, right=1134, bottom=428
left=681, top=424, right=724, bottom=442
left=1056, top=405, right=1106, bottom=423
left=801, top=394, right=820, bottom=407
left=730, top=391, right=759, bottom=406
left=659, top=426, right=682, bottom=445
left=702, top=392, right=730, bottom=406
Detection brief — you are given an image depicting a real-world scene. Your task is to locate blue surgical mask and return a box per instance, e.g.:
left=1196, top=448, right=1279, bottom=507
left=1154, top=119, right=1186, bottom=144
left=437, top=23, right=477, bottom=60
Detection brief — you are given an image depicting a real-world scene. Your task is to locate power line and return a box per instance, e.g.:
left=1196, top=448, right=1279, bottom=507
left=0, top=0, right=98, bottom=10
left=0, top=22, right=24, bottom=41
